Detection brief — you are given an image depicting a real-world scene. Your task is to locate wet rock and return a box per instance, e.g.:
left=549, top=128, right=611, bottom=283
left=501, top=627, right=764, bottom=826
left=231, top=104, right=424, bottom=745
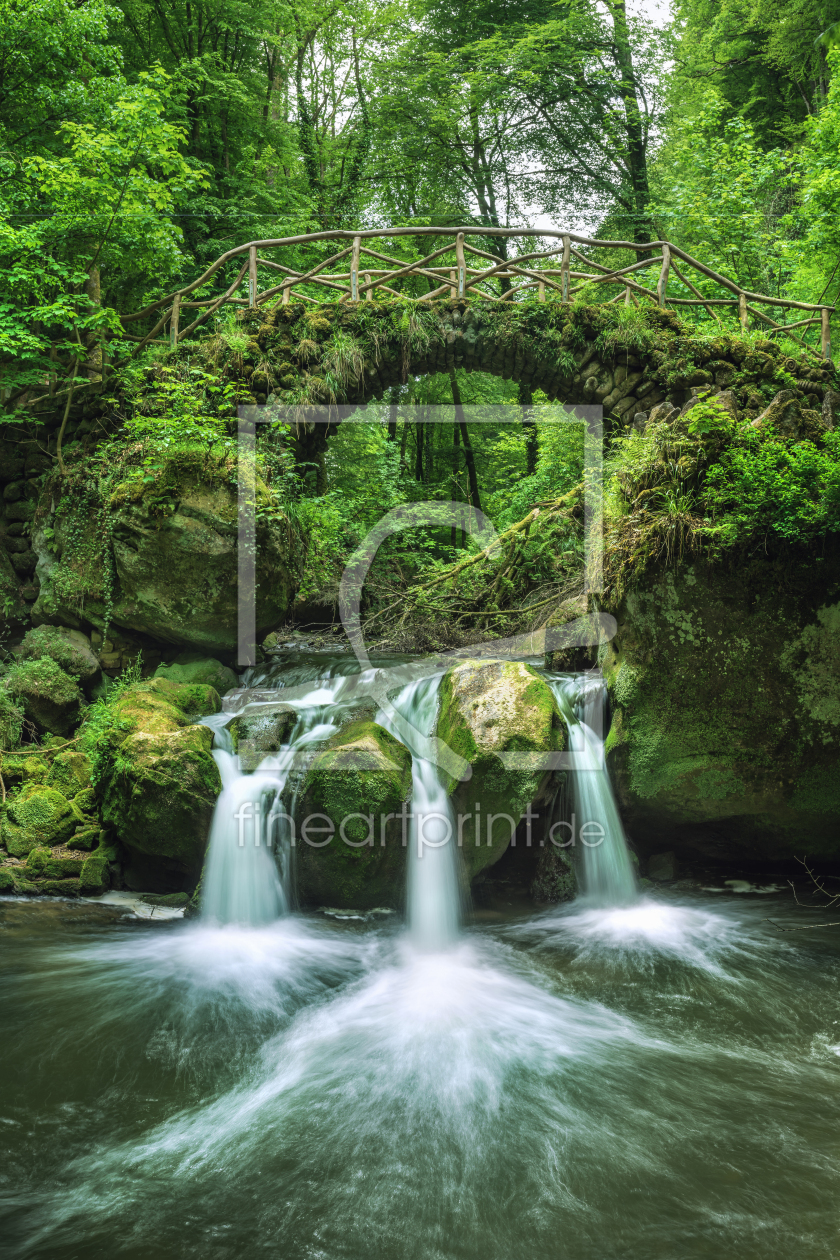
left=530, top=848, right=576, bottom=904
left=435, top=659, right=565, bottom=878
left=154, top=653, right=239, bottom=695
left=603, top=558, right=840, bottom=863
left=647, top=851, right=677, bottom=881
left=297, top=720, right=412, bottom=909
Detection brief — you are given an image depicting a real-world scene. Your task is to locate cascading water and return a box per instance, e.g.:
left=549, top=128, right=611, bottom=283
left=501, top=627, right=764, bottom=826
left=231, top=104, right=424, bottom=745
left=199, top=684, right=343, bottom=927
left=378, top=674, right=460, bottom=951
left=200, top=752, right=289, bottom=926
left=547, top=674, right=637, bottom=906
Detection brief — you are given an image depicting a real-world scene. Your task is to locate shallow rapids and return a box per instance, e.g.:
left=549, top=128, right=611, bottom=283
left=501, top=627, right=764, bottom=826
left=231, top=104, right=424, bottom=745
left=2, top=891, right=840, bottom=1259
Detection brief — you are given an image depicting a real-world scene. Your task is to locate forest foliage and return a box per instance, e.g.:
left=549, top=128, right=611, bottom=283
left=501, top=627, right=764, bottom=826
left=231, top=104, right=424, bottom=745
left=3, top=0, right=840, bottom=640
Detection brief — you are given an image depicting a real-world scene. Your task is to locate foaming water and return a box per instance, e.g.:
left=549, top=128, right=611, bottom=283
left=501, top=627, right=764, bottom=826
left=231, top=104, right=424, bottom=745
left=378, top=674, right=460, bottom=950
left=5, top=894, right=840, bottom=1259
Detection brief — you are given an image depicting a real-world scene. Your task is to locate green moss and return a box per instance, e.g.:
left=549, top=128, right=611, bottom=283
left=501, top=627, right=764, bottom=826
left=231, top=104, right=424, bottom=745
left=80, top=842, right=118, bottom=893
left=0, top=868, right=15, bottom=892
left=39, top=878, right=81, bottom=896
left=19, top=625, right=99, bottom=682
left=3, top=784, right=76, bottom=855
left=154, top=653, right=238, bottom=695
left=0, top=755, right=49, bottom=787
left=296, top=720, right=412, bottom=909
left=4, top=658, right=83, bottom=737
left=436, top=660, right=565, bottom=876
left=46, top=750, right=93, bottom=797
left=603, top=554, right=840, bottom=856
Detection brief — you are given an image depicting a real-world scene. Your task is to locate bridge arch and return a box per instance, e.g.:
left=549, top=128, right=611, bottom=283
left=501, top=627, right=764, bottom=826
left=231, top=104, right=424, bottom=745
left=225, top=297, right=837, bottom=465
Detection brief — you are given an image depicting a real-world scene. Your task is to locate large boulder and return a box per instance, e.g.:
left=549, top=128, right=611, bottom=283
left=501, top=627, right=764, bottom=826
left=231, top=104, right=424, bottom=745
left=3, top=657, right=83, bottom=736
left=32, top=456, right=303, bottom=654
left=435, top=659, right=566, bottom=878
left=154, top=652, right=239, bottom=695
left=18, top=624, right=101, bottom=693
left=2, top=783, right=77, bottom=856
left=97, top=677, right=223, bottom=870
left=296, top=720, right=412, bottom=908
left=602, top=555, right=840, bottom=864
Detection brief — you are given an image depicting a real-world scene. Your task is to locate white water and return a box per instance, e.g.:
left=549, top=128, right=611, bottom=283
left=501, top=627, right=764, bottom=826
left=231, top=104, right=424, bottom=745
left=548, top=675, right=637, bottom=906
left=379, top=675, right=460, bottom=951
left=200, top=685, right=344, bottom=927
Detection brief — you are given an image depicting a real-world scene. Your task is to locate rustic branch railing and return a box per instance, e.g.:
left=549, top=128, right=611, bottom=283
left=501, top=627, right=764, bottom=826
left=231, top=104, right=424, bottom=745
left=116, top=227, right=831, bottom=361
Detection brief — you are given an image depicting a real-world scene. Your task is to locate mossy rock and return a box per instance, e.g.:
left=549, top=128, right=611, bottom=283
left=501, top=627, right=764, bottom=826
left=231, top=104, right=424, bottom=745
left=226, top=706, right=296, bottom=765
left=98, top=679, right=222, bottom=869
left=436, top=660, right=566, bottom=879
left=39, top=878, right=81, bottom=896
left=139, top=891, right=189, bottom=907
left=4, top=658, right=83, bottom=736
left=0, top=868, right=15, bottom=892
left=34, top=454, right=304, bottom=654
left=154, top=653, right=239, bottom=695
left=80, top=842, right=118, bottom=893
left=530, top=848, right=576, bottom=904
left=296, top=720, right=412, bottom=909
left=46, top=750, right=93, bottom=797
left=69, top=825, right=101, bottom=851
left=19, top=625, right=101, bottom=688
left=3, top=784, right=76, bottom=856
left=602, top=555, right=840, bottom=863
left=0, top=755, right=49, bottom=787
left=26, top=847, right=86, bottom=878
left=70, top=787, right=96, bottom=818
left=110, top=676, right=221, bottom=732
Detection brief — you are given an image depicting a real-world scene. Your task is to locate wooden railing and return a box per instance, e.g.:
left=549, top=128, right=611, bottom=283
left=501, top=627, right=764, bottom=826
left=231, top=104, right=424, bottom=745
left=119, top=228, right=835, bottom=361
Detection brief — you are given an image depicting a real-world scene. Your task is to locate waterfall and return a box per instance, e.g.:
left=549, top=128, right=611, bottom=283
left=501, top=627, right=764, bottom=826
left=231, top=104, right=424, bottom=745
left=547, top=675, right=637, bottom=906
left=200, top=753, right=290, bottom=926
left=199, top=686, right=342, bottom=928
left=379, top=675, right=460, bottom=951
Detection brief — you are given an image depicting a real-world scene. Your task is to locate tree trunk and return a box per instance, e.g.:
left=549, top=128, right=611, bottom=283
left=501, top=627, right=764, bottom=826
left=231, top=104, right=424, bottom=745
left=519, top=381, right=538, bottom=475
left=414, top=419, right=424, bottom=482
left=607, top=0, right=653, bottom=246
left=449, top=370, right=481, bottom=516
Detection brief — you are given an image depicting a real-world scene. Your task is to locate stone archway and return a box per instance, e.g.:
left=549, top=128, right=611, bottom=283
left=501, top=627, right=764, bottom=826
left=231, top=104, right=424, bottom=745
left=234, top=297, right=839, bottom=469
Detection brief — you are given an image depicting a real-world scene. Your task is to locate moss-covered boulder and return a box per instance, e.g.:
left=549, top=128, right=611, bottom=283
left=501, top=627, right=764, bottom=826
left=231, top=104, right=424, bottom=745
left=155, top=653, right=239, bottom=694
left=0, top=754, right=49, bottom=787
left=436, top=660, right=566, bottom=878
left=25, top=846, right=86, bottom=878
left=4, top=658, right=83, bottom=736
left=19, top=625, right=101, bottom=691
left=97, top=678, right=223, bottom=870
left=2, top=783, right=77, bottom=855
left=45, top=749, right=93, bottom=796
left=602, top=555, right=840, bottom=864
left=33, top=456, right=303, bottom=654
left=225, top=705, right=296, bottom=768
left=296, top=720, right=412, bottom=908
left=79, top=840, right=118, bottom=893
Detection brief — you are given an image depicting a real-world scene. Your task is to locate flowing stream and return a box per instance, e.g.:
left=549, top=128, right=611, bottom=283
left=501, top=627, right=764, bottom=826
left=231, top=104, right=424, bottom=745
left=2, top=652, right=839, bottom=1260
